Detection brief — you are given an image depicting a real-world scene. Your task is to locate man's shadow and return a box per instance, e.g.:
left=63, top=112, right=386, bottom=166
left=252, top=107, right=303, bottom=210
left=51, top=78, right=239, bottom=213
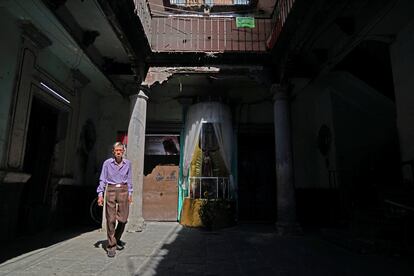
left=94, top=240, right=108, bottom=252
left=94, top=240, right=126, bottom=252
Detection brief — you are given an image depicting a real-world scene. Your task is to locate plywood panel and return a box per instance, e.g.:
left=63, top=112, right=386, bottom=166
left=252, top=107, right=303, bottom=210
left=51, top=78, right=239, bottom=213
left=143, top=165, right=179, bottom=221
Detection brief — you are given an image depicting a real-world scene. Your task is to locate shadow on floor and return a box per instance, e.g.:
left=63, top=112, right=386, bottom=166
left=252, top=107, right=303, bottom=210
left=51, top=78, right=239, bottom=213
left=135, top=223, right=414, bottom=276
left=1, top=226, right=98, bottom=264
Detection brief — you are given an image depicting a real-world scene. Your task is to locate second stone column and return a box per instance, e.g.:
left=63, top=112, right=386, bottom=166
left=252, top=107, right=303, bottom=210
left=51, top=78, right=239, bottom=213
left=126, top=90, right=148, bottom=232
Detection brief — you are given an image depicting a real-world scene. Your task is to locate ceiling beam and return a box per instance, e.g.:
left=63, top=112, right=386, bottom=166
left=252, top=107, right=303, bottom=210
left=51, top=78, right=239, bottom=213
left=148, top=51, right=272, bottom=67
left=98, top=0, right=152, bottom=83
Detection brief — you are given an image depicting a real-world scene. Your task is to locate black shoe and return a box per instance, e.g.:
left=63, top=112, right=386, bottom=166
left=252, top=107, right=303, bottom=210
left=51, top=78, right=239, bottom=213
left=107, top=250, right=116, bottom=258
left=116, top=239, right=125, bottom=250
left=117, top=239, right=126, bottom=246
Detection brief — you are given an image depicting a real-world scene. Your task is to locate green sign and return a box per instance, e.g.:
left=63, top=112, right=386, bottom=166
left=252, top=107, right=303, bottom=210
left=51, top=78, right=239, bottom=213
left=236, top=17, right=255, bottom=28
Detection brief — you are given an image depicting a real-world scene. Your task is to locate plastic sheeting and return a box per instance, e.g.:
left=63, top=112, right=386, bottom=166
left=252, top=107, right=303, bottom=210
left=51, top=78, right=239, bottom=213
left=178, top=102, right=235, bottom=219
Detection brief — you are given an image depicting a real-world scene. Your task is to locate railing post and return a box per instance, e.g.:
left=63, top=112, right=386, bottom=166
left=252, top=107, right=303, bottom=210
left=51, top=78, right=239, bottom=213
left=216, top=177, right=219, bottom=199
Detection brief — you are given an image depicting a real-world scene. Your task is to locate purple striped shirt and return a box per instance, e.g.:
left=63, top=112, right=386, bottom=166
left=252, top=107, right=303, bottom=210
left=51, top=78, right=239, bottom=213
left=97, top=158, right=133, bottom=196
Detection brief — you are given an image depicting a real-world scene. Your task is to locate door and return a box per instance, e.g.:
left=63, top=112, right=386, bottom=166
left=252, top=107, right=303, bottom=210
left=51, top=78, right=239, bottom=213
left=18, top=96, right=58, bottom=234
left=143, top=165, right=179, bottom=221
left=238, top=132, right=276, bottom=222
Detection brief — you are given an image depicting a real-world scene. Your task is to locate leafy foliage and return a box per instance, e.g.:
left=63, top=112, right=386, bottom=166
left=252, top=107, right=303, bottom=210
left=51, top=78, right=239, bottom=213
left=199, top=197, right=235, bottom=230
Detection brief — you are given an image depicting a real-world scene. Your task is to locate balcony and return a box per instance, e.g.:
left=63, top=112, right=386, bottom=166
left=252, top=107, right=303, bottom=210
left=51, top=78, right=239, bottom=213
left=134, top=0, right=296, bottom=52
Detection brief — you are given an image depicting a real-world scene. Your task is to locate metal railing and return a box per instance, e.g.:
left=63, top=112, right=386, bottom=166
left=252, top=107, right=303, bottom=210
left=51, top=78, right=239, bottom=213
left=188, top=176, right=230, bottom=199
left=383, top=199, right=414, bottom=246
left=266, top=0, right=296, bottom=49
left=384, top=199, right=414, bottom=217
left=170, top=0, right=249, bottom=6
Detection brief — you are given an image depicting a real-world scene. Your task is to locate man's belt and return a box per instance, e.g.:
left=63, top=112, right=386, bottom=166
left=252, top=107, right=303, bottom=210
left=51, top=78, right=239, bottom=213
left=114, top=183, right=126, bottom=187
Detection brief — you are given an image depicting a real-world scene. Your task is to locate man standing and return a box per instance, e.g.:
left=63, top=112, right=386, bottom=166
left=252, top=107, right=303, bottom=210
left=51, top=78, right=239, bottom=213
left=97, top=142, right=132, bottom=257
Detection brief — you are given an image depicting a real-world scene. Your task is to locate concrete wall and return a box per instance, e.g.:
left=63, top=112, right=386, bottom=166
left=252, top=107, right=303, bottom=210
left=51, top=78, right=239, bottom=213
left=391, top=19, right=414, bottom=162
left=235, top=101, right=274, bottom=125
left=0, top=3, right=128, bottom=240
left=147, top=98, right=182, bottom=123
left=0, top=8, right=21, bottom=168
left=96, top=95, right=130, bottom=165
left=290, top=73, right=397, bottom=222
left=230, top=83, right=273, bottom=125
left=146, top=81, right=273, bottom=126
left=291, top=78, right=335, bottom=189
left=329, top=73, right=397, bottom=175
left=72, top=87, right=100, bottom=187
left=71, top=91, right=130, bottom=188
left=291, top=73, right=397, bottom=190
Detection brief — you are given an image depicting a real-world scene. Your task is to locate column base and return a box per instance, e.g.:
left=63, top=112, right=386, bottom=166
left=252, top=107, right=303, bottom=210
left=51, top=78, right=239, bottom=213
left=126, top=217, right=146, bottom=232
left=275, top=221, right=302, bottom=236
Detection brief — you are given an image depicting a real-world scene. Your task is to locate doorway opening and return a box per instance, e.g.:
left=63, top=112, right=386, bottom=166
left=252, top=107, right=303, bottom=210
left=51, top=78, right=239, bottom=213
left=18, top=96, right=59, bottom=235
left=238, top=132, right=276, bottom=222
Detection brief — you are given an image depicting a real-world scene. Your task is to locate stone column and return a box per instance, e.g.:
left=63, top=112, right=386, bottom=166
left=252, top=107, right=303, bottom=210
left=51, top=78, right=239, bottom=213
left=126, top=90, right=148, bottom=232
left=272, top=84, right=301, bottom=235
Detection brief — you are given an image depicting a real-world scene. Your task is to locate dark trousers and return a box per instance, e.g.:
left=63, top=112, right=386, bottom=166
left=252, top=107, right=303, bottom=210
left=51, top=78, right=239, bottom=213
left=105, top=184, right=129, bottom=251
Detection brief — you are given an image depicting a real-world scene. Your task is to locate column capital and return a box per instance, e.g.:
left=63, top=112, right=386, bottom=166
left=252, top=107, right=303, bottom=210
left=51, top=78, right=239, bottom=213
left=271, top=84, right=289, bottom=101
left=129, top=90, right=149, bottom=103
left=137, top=90, right=149, bottom=100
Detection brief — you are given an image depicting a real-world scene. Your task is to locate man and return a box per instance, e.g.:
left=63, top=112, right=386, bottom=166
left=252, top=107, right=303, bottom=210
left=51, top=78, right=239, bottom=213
left=97, top=142, right=132, bottom=257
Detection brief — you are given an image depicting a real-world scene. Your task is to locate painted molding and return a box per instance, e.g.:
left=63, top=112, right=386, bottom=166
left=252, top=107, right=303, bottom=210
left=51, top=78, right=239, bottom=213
left=0, top=171, right=31, bottom=184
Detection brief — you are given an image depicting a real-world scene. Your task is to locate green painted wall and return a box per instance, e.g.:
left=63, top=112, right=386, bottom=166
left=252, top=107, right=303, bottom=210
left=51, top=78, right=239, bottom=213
left=0, top=9, right=21, bottom=167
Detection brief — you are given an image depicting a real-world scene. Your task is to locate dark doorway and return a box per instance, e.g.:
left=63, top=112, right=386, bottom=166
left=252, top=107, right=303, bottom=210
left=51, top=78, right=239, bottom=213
left=238, top=132, right=276, bottom=222
left=18, top=96, right=59, bottom=235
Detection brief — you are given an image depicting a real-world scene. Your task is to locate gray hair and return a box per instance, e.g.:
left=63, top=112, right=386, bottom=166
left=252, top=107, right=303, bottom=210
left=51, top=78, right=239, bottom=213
left=112, top=142, right=125, bottom=150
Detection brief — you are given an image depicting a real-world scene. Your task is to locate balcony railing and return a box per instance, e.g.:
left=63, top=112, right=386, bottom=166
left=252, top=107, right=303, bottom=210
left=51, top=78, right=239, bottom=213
left=170, top=0, right=250, bottom=6
left=188, top=176, right=230, bottom=199
left=150, top=17, right=272, bottom=52
left=266, top=0, right=295, bottom=49
left=132, top=0, right=295, bottom=52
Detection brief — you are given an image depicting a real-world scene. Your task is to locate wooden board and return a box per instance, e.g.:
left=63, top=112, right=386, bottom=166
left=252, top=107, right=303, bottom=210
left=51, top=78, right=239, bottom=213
left=143, top=165, right=179, bottom=221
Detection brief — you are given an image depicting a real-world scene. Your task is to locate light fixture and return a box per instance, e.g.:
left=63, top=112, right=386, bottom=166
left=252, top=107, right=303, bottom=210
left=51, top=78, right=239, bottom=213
left=40, top=82, right=71, bottom=104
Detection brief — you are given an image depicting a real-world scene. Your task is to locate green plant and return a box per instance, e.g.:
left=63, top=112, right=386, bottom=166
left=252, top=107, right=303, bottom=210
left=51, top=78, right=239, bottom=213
left=199, top=196, right=235, bottom=230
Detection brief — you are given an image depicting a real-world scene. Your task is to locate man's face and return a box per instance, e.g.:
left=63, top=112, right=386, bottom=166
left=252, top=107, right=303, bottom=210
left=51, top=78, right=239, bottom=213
left=113, top=146, right=124, bottom=159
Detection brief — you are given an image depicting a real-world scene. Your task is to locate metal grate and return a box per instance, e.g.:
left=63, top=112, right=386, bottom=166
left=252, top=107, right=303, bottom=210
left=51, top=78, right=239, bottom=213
left=188, top=177, right=230, bottom=199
